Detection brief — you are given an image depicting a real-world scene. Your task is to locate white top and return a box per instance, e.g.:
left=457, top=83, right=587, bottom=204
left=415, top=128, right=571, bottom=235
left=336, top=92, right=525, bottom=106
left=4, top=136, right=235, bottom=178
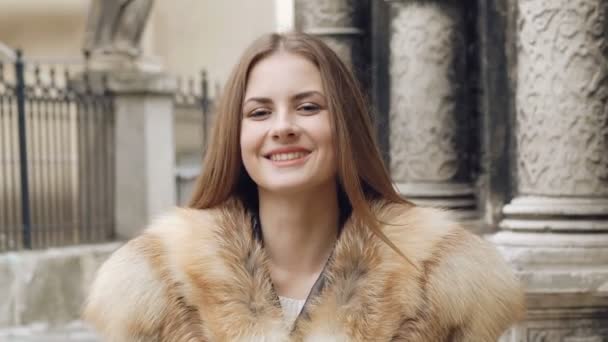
left=279, top=296, right=306, bottom=329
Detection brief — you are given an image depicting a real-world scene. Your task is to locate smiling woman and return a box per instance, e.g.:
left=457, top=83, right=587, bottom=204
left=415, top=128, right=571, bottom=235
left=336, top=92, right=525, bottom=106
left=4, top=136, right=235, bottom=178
left=83, top=32, right=525, bottom=341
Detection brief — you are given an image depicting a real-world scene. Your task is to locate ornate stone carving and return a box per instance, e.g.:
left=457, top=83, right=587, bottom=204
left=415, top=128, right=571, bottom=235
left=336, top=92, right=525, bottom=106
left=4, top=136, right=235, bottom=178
left=388, top=2, right=469, bottom=184
left=83, top=0, right=155, bottom=58
left=515, top=0, right=608, bottom=196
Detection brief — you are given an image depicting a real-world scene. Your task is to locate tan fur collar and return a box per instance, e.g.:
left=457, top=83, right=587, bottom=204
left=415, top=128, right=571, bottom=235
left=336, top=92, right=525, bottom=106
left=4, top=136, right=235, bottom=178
left=168, top=202, right=430, bottom=341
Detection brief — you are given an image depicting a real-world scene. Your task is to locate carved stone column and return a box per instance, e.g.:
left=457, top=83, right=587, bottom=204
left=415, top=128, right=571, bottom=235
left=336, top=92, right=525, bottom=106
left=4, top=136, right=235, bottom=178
left=492, top=0, right=608, bottom=339
left=294, top=0, right=369, bottom=81
left=386, top=0, right=477, bottom=221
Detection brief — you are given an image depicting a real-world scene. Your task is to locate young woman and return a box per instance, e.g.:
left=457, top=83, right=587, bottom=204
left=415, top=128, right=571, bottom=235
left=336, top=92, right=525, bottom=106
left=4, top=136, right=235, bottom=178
left=84, top=32, right=525, bottom=341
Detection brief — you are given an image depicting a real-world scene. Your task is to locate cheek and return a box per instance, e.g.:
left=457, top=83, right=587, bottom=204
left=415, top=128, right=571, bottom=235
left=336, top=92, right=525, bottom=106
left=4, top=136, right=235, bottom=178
left=316, top=118, right=335, bottom=154
left=309, top=117, right=337, bottom=170
left=240, top=123, right=264, bottom=168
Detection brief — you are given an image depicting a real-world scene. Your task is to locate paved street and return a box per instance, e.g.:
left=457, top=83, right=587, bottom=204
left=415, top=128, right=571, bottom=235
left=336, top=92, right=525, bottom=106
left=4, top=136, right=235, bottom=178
left=0, top=321, right=99, bottom=342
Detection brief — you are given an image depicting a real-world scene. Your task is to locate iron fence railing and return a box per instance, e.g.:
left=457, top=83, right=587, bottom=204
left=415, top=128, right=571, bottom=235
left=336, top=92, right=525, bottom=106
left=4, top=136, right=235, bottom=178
left=173, top=70, right=216, bottom=204
left=0, top=49, right=115, bottom=252
left=173, top=70, right=213, bottom=157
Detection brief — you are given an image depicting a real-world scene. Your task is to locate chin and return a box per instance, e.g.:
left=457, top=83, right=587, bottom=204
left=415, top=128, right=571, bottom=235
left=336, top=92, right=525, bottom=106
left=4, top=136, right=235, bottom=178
left=259, top=181, right=311, bottom=194
left=257, top=175, right=337, bottom=196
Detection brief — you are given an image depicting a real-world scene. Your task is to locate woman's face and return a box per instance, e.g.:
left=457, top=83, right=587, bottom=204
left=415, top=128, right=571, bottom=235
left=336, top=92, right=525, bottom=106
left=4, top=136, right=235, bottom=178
left=240, top=52, right=337, bottom=195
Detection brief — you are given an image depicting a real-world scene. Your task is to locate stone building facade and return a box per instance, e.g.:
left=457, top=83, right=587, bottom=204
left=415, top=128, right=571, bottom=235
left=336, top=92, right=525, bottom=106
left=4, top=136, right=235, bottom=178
left=295, top=0, right=608, bottom=339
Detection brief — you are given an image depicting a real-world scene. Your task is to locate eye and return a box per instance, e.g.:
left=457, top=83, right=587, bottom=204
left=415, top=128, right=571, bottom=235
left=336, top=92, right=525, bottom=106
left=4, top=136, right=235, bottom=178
left=297, top=103, right=321, bottom=115
left=247, top=108, right=272, bottom=119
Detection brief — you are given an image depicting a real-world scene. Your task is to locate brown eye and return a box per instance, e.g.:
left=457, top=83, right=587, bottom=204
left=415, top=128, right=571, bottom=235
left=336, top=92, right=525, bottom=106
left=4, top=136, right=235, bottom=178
left=297, top=103, right=321, bottom=114
left=248, top=108, right=271, bottom=118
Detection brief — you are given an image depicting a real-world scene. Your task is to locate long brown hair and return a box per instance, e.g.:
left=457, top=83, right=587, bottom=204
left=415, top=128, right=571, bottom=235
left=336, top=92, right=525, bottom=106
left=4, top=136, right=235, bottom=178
left=189, top=32, right=413, bottom=261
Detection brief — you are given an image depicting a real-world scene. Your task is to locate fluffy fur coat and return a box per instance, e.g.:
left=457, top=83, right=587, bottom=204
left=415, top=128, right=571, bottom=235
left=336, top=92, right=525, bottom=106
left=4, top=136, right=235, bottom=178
left=84, top=200, right=525, bottom=341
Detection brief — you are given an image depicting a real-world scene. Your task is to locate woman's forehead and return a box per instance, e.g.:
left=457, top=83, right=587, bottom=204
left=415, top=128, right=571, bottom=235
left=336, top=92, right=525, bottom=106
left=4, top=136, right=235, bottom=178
left=244, top=52, right=324, bottom=98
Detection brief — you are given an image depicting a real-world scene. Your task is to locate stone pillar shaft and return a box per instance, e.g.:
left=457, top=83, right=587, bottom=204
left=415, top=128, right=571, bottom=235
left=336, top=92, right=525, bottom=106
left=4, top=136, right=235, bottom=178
left=295, top=0, right=369, bottom=82
left=515, top=0, right=608, bottom=199
left=494, top=0, right=608, bottom=339
left=501, top=0, right=608, bottom=232
left=387, top=0, right=477, bottom=220
left=109, top=71, right=177, bottom=239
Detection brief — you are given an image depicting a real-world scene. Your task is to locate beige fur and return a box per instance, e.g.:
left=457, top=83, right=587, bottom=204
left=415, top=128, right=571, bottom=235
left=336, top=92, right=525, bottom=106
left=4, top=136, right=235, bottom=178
left=83, top=201, right=525, bottom=341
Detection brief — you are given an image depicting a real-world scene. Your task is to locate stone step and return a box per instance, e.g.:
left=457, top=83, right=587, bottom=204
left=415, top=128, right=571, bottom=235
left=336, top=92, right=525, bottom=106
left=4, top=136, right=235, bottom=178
left=0, top=321, right=99, bottom=342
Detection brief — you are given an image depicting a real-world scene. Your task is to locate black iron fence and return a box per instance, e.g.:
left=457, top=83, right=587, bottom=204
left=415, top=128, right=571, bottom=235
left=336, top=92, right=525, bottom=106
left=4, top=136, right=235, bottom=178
left=173, top=71, right=217, bottom=204
left=0, top=50, right=115, bottom=252
left=173, top=70, right=213, bottom=158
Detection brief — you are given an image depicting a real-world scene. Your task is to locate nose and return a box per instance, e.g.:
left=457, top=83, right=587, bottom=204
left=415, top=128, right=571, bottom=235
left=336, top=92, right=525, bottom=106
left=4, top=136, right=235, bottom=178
left=270, top=109, right=300, bottom=142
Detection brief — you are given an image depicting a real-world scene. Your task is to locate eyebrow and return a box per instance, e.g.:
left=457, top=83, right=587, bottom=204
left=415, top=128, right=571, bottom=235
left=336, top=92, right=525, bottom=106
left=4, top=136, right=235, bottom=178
left=243, top=91, right=326, bottom=106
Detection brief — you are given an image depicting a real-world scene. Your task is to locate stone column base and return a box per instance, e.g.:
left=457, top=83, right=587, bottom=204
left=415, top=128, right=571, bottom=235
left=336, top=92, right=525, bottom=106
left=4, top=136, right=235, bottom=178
left=490, top=231, right=608, bottom=341
left=501, top=307, right=608, bottom=341
left=395, top=182, right=478, bottom=220
left=500, top=196, right=608, bottom=232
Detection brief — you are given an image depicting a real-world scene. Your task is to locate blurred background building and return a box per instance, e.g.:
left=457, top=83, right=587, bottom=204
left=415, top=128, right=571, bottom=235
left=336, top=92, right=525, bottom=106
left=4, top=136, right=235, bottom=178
left=0, top=1, right=279, bottom=340
left=0, top=0, right=278, bottom=81
left=1, top=0, right=607, bottom=341
left=0, top=0, right=278, bottom=199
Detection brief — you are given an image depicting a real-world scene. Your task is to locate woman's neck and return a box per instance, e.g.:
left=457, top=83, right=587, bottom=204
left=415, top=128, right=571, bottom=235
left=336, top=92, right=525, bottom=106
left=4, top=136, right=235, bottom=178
left=258, top=183, right=339, bottom=297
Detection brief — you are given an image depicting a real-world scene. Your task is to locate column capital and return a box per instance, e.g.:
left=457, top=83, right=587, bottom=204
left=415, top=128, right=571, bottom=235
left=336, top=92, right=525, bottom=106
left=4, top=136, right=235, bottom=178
left=105, top=71, right=177, bottom=96
left=70, top=69, right=177, bottom=97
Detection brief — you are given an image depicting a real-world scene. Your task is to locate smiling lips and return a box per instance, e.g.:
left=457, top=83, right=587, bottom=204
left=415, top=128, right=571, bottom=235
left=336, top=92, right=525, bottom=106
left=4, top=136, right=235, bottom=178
left=264, top=147, right=311, bottom=166
left=270, top=151, right=308, bottom=161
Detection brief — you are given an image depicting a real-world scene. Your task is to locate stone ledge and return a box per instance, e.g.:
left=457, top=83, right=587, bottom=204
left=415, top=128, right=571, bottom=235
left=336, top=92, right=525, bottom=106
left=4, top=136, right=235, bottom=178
left=490, top=231, right=608, bottom=308
left=0, top=243, right=122, bottom=328
left=0, top=320, right=99, bottom=342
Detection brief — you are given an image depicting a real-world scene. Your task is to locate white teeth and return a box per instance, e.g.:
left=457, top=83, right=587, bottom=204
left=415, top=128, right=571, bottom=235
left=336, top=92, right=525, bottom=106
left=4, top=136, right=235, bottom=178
left=270, top=152, right=308, bottom=161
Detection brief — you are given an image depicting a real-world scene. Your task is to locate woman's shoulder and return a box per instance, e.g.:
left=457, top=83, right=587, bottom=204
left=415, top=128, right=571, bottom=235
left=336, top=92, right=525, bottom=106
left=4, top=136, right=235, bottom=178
left=376, top=203, right=526, bottom=337
left=83, top=206, right=226, bottom=340
left=144, top=206, right=225, bottom=243
left=375, top=202, right=473, bottom=258
left=86, top=205, right=228, bottom=290
left=375, top=202, right=509, bottom=270
left=376, top=202, right=523, bottom=289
